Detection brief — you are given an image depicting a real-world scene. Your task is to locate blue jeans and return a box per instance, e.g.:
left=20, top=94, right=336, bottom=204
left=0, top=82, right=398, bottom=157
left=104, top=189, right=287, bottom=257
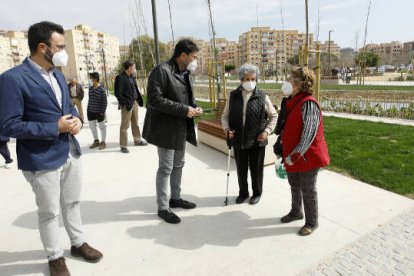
left=156, top=143, right=186, bottom=210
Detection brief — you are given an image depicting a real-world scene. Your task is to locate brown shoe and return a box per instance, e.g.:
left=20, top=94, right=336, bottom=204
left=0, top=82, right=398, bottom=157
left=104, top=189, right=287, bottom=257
left=89, top=140, right=100, bottom=149
left=71, top=243, right=103, bottom=263
left=98, top=141, right=106, bottom=150
left=49, top=257, right=70, bottom=276
left=280, top=212, right=304, bottom=223
left=134, top=140, right=148, bottom=146
left=298, top=224, right=319, bottom=236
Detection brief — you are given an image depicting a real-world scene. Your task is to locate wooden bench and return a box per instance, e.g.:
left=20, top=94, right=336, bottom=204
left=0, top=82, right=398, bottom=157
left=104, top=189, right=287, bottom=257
left=197, top=99, right=227, bottom=140
left=197, top=98, right=277, bottom=166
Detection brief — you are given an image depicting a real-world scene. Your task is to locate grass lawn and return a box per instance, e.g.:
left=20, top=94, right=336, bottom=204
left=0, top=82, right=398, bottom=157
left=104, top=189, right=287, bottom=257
left=323, top=116, right=414, bottom=198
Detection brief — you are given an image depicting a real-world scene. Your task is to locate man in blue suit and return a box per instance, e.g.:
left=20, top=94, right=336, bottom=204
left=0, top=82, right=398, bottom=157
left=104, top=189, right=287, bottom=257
left=0, top=21, right=102, bottom=276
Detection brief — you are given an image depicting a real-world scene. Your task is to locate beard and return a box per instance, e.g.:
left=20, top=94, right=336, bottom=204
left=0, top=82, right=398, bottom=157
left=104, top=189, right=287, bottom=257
left=44, top=49, right=54, bottom=66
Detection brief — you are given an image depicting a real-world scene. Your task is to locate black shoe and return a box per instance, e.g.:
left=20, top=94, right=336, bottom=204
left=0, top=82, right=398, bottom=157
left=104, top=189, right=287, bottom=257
left=120, top=147, right=129, bottom=153
left=169, top=198, right=196, bottom=209
left=298, top=223, right=319, bottom=236
left=280, top=212, right=304, bottom=223
left=158, top=209, right=181, bottom=224
left=235, top=195, right=249, bottom=204
left=249, top=196, right=261, bottom=205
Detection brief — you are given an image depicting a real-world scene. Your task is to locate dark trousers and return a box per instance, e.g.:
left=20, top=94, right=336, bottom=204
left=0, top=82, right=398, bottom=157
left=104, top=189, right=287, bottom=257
left=0, top=141, right=12, bottom=163
left=286, top=168, right=319, bottom=227
left=233, top=146, right=265, bottom=197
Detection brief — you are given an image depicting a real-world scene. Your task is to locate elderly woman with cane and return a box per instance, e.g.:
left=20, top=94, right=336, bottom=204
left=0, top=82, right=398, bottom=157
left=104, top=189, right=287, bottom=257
left=279, top=67, right=330, bottom=236
left=221, top=63, right=277, bottom=205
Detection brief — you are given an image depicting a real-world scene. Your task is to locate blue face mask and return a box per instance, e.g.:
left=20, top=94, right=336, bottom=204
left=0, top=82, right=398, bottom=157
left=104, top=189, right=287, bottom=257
left=88, top=80, right=93, bottom=87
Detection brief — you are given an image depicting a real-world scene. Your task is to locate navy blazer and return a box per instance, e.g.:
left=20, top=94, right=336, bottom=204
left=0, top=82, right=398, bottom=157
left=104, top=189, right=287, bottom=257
left=0, top=58, right=81, bottom=171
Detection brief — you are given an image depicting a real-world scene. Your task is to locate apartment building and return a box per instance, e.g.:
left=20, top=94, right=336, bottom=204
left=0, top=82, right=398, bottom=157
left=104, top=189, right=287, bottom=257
left=238, top=27, right=313, bottom=76
left=320, top=40, right=340, bottom=57
left=0, top=31, right=30, bottom=74
left=362, top=41, right=402, bottom=65
left=401, top=41, right=414, bottom=65
left=62, top=24, right=120, bottom=85
left=119, top=45, right=130, bottom=59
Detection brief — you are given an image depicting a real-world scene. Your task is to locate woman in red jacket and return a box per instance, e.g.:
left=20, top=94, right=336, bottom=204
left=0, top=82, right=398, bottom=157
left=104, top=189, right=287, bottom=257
left=280, top=67, right=330, bottom=236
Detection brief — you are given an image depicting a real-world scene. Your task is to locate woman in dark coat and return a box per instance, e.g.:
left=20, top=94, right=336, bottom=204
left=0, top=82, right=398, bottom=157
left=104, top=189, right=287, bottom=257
left=221, top=63, right=277, bottom=205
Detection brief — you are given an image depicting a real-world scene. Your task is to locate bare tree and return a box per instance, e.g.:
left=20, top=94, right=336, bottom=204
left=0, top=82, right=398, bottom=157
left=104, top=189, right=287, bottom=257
left=359, top=0, right=373, bottom=84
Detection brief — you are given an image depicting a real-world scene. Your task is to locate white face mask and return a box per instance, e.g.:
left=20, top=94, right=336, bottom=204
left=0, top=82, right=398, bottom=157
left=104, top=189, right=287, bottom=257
left=242, top=81, right=256, bottom=92
left=52, top=49, right=69, bottom=67
left=187, top=60, right=198, bottom=74
left=281, top=82, right=293, bottom=96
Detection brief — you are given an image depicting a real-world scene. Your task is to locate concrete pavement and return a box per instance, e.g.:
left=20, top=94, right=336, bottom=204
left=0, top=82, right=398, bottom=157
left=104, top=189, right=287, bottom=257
left=0, top=94, right=413, bottom=276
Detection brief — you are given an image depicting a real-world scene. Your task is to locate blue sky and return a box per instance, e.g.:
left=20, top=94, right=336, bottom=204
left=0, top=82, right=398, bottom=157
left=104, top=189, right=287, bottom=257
left=1, top=0, right=413, bottom=49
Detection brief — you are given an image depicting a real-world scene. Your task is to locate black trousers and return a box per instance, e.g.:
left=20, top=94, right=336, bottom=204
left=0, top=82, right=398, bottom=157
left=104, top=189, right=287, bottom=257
left=0, top=141, right=12, bottom=163
left=233, top=146, right=265, bottom=197
left=286, top=168, right=319, bottom=227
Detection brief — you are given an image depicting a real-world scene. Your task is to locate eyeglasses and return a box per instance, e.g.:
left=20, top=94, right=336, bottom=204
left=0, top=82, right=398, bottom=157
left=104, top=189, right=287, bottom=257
left=44, top=43, right=66, bottom=51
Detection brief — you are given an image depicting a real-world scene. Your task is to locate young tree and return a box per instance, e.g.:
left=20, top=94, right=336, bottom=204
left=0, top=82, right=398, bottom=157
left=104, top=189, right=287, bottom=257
left=117, top=35, right=169, bottom=74
left=355, top=52, right=380, bottom=67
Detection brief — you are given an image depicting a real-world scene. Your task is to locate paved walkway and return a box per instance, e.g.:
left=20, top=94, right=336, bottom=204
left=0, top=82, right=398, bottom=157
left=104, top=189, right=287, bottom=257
left=0, top=94, right=413, bottom=275
left=302, top=209, right=414, bottom=276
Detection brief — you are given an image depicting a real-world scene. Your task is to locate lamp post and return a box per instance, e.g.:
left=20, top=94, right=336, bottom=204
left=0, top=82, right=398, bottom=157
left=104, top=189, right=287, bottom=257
left=151, top=0, right=160, bottom=65
left=99, top=47, right=109, bottom=89
left=328, top=30, right=334, bottom=74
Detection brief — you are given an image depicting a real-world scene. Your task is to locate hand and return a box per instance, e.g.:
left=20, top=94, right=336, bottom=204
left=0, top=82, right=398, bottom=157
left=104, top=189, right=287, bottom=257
left=227, top=129, right=235, bottom=139
left=70, top=117, right=82, bottom=135
left=195, top=107, right=203, bottom=116
left=285, top=155, right=293, bottom=166
left=285, top=153, right=300, bottom=166
left=58, top=115, right=75, bottom=133
left=257, top=131, right=268, bottom=142
left=187, top=106, right=198, bottom=118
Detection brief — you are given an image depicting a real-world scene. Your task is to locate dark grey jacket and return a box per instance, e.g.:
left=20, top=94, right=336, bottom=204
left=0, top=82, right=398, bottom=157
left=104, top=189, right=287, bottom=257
left=229, top=86, right=268, bottom=149
left=143, top=58, right=197, bottom=150
left=114, top=72, right=143, bottom=111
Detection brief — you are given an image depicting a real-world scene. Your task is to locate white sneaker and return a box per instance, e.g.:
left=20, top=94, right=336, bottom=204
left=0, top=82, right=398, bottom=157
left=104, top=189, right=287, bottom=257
left=5, top=162, right=12, bottom=169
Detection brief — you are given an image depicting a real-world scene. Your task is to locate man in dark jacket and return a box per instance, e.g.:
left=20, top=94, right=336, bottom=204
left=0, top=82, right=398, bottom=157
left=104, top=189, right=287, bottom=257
left=67, top=78, right=84, bottom=121
left=143, top=39, right=202, bottom=224
left=0, top=135, right=13, bottom=169
left=114, top=61, right=147, bottom=153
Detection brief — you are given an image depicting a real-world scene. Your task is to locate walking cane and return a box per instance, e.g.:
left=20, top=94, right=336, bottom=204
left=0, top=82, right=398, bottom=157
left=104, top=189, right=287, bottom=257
left=224, top=133, right=232, bottom=206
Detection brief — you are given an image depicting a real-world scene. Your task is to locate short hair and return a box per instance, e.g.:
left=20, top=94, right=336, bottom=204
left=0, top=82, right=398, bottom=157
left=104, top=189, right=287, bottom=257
left=28, top=21, right=64, bottom=54
left=238, top=63, right=260, bottom=81
left=89, top=72, right=100, bottom=82
left=123, top=60, right=135, bottom=70
left=290, top=67, right=316, bottom=95
left=173, top=39, right=199, bottom=58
